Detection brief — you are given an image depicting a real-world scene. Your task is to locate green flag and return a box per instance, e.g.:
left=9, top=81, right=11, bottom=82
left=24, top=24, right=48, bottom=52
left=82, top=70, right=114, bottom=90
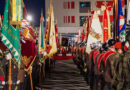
left=1, top=0, right=21, bottom=64
left=39, top=16, right=45, bottom=53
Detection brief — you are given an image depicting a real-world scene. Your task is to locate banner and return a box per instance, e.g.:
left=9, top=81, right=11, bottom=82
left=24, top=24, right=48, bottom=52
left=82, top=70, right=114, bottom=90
left=48, top=5, right=57, bottom=57
left=12, top=0, right=23, bottom=22
left=21, top=39, right=37, bottom=71
left=117, top=0, right=126, bottom=42
left=1, top=0, right=21, bottom=64
left=102, top=8, right=111, bottom=43
left=86, top=11, right=102, bottom=54
left=39, top=16, right=45, bottom=53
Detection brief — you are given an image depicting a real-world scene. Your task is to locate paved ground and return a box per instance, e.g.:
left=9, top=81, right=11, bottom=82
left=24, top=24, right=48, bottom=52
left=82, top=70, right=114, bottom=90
left=37, top=59, right=90, bottom=90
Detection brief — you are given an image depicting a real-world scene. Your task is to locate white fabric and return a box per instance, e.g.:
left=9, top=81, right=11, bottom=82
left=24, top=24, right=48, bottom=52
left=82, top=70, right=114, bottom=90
left=86, top=11, right=102, bottom=54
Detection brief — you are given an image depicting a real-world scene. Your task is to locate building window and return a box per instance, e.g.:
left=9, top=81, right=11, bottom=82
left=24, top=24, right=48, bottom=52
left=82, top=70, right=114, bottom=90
left=80, top=16, right=87, bottom=26
left=71, top=16, right=75, bottom=23
left=68, top=2, right=70, bottom=9
left=65, top=16, right=67, bottom=23
left=68, top=16, right=70, bottom=23
left=64, top=16, right=67, bottom=23
left=71, top=1, right=75, bottom=9
left=80, top=2, right=91, bottom=13
left=64, top=16, right=65, bottom=23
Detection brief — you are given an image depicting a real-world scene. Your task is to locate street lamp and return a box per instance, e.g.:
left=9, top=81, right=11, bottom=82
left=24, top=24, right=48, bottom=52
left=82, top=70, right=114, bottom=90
left=27, top=15, right=32, bottom=21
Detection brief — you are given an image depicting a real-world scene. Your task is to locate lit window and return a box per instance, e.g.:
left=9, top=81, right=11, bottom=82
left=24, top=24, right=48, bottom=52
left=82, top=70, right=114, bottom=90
left=80, top=16, right=87, bottom=26
left=80, top=2, right=91, bottom=13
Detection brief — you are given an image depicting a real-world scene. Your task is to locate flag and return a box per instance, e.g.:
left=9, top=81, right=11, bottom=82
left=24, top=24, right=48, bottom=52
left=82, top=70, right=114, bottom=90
left=55, top=24, right=59, bottom=49
left=12, top=0, right=23, bottom=22
left=21, top=39, right=37, bottom=71
left=117, top=0, right=126, bottom=42
left=77, top=29, right=81, bottom=43
left=60, top=33, right=62, bottom=46
left=84, top=17, right=90, bottom=42
left=38, top=15, right=45, bottom=53
left=81, top=29, right=85, bottom=41
left=127, top=1, right=130, bottom=24
left=1, top=0, right=21, bottom=64
left=48, top=5, right=57, bottom=57
left=102, top=7, right=111, bottom=43
left=113, top=0, right=118, bottom=40
left=22, top=0, right=27, bottom=19
left=86, top=11, right=102, bottom=53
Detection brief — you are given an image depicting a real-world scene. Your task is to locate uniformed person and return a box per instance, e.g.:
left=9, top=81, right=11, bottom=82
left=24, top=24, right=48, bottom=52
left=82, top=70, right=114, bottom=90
left=122, top=34, right=130, bottom=90
left=103, top=39, right=116, bottom=90
left=111, top=42, right=124, bottom=90
left=97, top=43, right=108, bottom=90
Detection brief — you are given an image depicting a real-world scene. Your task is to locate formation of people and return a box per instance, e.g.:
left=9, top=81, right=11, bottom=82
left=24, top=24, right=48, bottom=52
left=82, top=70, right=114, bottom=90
left=72, top=32, right=130, bottom=90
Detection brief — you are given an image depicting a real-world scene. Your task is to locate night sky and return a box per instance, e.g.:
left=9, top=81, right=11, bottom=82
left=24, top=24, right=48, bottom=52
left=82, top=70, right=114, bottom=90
left=0, top=0, right=45, bottom=26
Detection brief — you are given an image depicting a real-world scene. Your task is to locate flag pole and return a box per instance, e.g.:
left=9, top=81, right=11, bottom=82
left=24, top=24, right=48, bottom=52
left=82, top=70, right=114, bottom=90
left=29, top=68, right=33, bottom=90
left=8, top=59, right=11, bottom=90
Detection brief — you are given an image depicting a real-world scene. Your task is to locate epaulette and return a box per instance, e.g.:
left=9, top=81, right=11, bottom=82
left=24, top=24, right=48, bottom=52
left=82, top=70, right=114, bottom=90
left=97, top=53, right=105, bottom=69
left=104, top=51, right=115, bottom=66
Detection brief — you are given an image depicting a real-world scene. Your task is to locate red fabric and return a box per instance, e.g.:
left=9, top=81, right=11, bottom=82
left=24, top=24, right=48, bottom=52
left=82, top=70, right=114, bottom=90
left=61, top=48, right=67, bottom=54
left=96, top=1, right=113, bottom=8
left=97, top=53, right=105, bottom=69
left=21, top=39, right=37, bottom=71
left=104, top=51, right=115, bottom=65
left=82, top=47, right=85, bottom=54
left=53, top=56, right=74, bottom=60
left=99, top=15, right=113, bottom=22
left=55, top=25, right=59, bottom=49
left=93, top=50, right=99, bottom=64
left=124, top=45, right=128, bottom=51
left=0, top=76, right=4, bottom=82
left=91, top=11, right=94, bottom=14
left=103, top=10, right=109, bottom=43
left=46, top=45, right=52, bottom=54
left=81, top=29, right=85, bottom=41
left=89, top=50, right=96, bottom=61
left=115, top=42, right=122, bottom=49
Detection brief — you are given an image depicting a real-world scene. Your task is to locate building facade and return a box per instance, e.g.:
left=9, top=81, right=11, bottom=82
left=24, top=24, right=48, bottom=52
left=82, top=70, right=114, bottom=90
left=45, top=0, right=124, bottom=34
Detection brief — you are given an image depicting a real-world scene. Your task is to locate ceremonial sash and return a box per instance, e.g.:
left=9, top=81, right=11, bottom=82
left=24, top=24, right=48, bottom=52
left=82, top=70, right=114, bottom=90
left=97, top=53, right=105, bottom=69
left=104, top=51, right=115, bottom=65
left=89, top=50, right=96, bottom=61
left=93, top=51, right=99, bottom=64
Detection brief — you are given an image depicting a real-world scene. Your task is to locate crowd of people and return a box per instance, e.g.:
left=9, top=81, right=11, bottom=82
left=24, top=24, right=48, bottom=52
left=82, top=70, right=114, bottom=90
left=72, top=31, right=130, bottom=90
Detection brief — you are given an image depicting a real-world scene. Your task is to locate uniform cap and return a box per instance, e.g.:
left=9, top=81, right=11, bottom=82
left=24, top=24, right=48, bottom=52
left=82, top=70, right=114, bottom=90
left=107, top=39, right=116, bottom=47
